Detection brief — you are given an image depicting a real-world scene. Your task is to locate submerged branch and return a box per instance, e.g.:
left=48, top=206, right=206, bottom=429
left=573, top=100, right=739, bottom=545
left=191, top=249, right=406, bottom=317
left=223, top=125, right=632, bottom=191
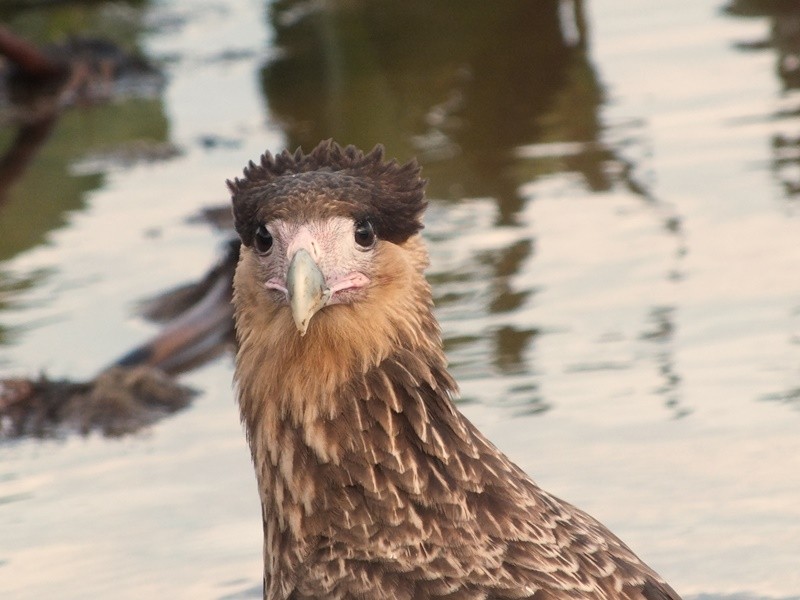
left=0, top=235, right=239, bottom=440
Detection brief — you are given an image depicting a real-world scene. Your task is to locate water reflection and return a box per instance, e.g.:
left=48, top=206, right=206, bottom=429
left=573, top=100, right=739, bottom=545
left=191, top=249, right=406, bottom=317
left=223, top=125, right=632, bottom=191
left=725, top=0, right=800, bottom=200
left=640, top=306, right=687, bottom=418
left=262, top=0, right=600, bottom=222
left=725, top=0, right=800, bottom=90
left=0, top=0, right=797, bottom=595
left=718, top=3, right=800, bottom=412
left=0, top=3, right=167, bottom=263
left=0, top=0, right=693, bottom=420
left=261, top=0, right=686, bottom=413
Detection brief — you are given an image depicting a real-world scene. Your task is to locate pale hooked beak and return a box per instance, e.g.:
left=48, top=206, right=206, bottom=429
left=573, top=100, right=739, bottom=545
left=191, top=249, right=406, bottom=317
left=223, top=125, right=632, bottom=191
left=286, top=248, right=331, bottom=336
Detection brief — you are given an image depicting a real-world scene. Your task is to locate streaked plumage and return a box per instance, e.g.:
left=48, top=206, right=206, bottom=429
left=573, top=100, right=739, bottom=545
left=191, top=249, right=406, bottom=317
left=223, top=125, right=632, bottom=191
left=228, top=140, right=682, bottom=600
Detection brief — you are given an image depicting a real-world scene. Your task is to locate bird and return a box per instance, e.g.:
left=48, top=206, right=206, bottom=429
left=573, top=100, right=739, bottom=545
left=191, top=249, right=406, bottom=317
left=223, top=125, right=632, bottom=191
left=227, top=140, right=682, bottom=600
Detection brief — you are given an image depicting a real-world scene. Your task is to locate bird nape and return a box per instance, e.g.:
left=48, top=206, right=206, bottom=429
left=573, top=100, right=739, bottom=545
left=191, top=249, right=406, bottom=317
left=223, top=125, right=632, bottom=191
left=228, top=140, right=682, bottom=600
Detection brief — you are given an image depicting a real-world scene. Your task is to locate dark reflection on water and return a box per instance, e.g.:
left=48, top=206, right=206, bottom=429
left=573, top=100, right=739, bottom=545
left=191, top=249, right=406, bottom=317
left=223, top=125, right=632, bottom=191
left=261, top=0, right=616, bottom=411
left=0, top=0, right=690, bottom=419
left=0, top=1, right=150, bottom=43
left=0, top=2, right=168, bottom=264
left=0, top=100, right=170, bottom=260
left=725, top=0, right=800, bottom=200
left=493, top=325, right=538, bottom=376
left=725, top=0, right=800, bottom=90
left=723, top=1, right=800, bottom=412
left=641, top=306, right=687, bottom=418
left=479, top=239, right=535, bottom=314
left=0, top=0, right=691, bottom=416
left=262, top=0, right=603, bottom=222
left=261, top=0, right=689, bottom=413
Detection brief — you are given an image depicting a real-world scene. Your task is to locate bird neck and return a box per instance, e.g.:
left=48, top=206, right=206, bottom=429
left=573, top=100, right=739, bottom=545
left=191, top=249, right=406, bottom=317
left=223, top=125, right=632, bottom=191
left=232, top=241, right=478, bottom=595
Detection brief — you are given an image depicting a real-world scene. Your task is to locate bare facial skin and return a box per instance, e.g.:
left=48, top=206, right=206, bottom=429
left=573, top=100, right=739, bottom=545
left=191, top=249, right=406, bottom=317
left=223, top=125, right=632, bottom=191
left=256, top=217, right=374, bottom=335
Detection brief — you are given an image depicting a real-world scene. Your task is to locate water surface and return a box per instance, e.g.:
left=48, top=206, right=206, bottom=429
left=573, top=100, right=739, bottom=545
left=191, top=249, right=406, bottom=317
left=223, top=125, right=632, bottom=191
left=1, top=0, right=799, bottom=598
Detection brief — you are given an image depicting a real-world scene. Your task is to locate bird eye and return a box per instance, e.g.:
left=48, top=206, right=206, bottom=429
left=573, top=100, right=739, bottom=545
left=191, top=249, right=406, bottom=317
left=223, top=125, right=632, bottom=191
left=254, top=224, right=273, bottom=254
left=354, top=219, right=376, bottom=249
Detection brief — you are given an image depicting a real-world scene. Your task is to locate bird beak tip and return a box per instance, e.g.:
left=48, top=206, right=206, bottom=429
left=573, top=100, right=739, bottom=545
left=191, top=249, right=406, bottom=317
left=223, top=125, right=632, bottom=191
left=286, top=248, right=329, bottom=335
left=295, top=318, right=309, bottom=337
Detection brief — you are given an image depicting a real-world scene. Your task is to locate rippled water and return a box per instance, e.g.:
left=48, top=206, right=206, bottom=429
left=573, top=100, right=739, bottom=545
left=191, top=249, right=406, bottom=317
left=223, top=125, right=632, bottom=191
left=1, top=0, right=799, bottom=598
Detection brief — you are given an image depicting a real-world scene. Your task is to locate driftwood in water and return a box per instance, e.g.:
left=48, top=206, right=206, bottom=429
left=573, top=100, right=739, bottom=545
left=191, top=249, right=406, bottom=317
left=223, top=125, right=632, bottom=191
left=0, top=367, right=195, bottom=438
left=0, top=237, right=239, bottom=439
left=0, top=29, right=205, bottom=439
left=116, top=239, right=238, bottom=374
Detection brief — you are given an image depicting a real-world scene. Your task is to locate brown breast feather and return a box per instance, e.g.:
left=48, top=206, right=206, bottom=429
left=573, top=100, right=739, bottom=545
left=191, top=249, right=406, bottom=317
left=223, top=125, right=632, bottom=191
left=251, top=342, right=681, bottom=600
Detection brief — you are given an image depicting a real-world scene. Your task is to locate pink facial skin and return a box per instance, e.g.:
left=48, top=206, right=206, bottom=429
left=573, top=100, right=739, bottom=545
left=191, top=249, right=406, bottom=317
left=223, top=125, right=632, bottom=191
left=261, top=217, right=374, bottom=307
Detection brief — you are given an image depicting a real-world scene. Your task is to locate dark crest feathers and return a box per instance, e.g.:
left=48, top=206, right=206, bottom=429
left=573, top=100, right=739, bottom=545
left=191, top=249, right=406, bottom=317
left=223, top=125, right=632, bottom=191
left=227, top=139, right=427, bottom=246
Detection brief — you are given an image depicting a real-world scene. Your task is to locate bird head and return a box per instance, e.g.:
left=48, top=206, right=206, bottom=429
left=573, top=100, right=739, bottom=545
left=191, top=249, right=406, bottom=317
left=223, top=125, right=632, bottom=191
left=228, top=140, right=428, bottom=337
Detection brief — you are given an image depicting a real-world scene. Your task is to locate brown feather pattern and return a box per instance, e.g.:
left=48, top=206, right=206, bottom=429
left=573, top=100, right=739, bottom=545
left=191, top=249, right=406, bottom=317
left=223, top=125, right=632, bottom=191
left=230, top=141, right=682, bottom=600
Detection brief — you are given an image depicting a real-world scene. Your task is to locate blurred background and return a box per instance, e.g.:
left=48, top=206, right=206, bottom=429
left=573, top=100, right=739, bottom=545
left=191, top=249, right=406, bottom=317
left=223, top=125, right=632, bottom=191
left=0, top=0, right=798, bottom=598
